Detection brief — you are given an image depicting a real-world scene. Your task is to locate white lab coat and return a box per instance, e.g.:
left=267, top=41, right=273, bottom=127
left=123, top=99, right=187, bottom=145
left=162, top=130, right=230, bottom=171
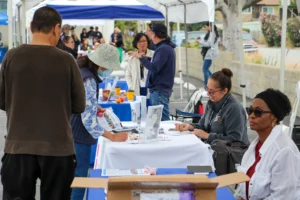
left=123, top=49, right=154, bottom=96
left=238, top=125, right=300, bottom=200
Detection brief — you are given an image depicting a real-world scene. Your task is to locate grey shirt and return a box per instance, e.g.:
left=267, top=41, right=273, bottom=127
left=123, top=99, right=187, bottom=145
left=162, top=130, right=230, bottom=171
left=193, top=93, right=249, bottom=145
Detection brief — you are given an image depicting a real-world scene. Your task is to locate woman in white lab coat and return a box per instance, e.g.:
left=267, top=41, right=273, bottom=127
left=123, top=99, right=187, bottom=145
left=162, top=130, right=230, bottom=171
left=123, top=33, right=154, bottom=96
left=238, top=88, right=300, bottom=200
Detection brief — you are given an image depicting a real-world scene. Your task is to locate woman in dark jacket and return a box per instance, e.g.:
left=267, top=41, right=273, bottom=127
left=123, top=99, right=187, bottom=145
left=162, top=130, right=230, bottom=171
left=70, top=44, right=128, bottom=200
left=62, top=36, right=77, bottom=59
left=175, top=68, right=249, bottom=145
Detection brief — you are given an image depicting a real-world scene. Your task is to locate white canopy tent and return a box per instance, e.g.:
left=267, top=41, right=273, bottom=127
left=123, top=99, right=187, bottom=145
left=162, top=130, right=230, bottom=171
left=138, top=0, right=215, bottom=99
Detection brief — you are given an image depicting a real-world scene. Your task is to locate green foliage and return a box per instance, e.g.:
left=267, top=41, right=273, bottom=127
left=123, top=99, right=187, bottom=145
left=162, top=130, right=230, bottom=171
left=243, top=28, right=250, bottom=33
left=287, top=17, right=300, bottom=47
left=115, top=21, right=137, bottom=33
left=259, top=13, right=281, bottom=47
left=123, top=35, right=134, bottom=51
left=181, top=41, right=201, bottom=49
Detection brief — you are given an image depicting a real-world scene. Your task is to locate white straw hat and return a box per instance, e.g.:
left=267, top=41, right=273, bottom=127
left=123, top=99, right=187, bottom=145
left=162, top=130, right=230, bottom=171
left=88, top=44, right=121, bottom=70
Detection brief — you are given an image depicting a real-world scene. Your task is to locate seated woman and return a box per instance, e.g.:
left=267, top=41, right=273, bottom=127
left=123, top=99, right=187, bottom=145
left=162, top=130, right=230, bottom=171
left=237, top=89, right=300, bottom=200
left=80, top=39, right=90, bottom=51
left=123, top=33, right=154, bottom=96
left=175, top=68, right=249, bottom=145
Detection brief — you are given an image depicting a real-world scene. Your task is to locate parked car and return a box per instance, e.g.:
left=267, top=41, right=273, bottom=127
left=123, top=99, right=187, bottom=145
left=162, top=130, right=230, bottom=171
left=243, top=32, right=258, bottom=53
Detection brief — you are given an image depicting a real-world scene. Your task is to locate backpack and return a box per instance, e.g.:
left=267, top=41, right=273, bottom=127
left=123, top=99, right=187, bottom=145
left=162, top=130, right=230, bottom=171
left=210, top=139, right=248, bottom=176
left=193, top=99, right=204, bottom=123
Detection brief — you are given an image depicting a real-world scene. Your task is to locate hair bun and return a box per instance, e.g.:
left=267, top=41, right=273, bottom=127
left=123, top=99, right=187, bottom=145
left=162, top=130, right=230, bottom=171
left=221, top=68, right=233, bottom=78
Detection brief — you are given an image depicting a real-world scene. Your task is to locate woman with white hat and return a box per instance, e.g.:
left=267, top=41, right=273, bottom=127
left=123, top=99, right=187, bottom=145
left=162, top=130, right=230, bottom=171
left=70, top=44, right=128, bottom=200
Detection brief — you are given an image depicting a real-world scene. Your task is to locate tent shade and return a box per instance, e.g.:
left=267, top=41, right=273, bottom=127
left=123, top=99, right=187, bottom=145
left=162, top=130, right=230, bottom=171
left=48, top=5, right=165, bottom=20
left=0, top=11, right=8, bottom=26
left=137, top=0, right=215, bottom=23
left=26, top=0, right=165, bottom=27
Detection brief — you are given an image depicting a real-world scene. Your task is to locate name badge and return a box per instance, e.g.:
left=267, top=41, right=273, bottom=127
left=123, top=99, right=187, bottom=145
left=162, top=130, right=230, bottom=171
left=214, top=115, right=222, bottom=122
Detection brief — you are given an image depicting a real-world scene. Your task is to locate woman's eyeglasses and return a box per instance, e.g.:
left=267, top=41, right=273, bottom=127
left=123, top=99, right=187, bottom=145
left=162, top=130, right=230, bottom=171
left=245, top=107, right=272, bottom=117
left=204, top=85, right=222, bottom=95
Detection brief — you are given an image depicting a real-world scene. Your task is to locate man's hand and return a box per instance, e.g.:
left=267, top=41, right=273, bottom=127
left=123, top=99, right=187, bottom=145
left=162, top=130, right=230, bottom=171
left=97, top=106, right=106, bottom=117
left=132, top=52, right=145, bottom=59
left=191, top=129, right=209, bottom=139
left=175, top=123, right=193, bottom=132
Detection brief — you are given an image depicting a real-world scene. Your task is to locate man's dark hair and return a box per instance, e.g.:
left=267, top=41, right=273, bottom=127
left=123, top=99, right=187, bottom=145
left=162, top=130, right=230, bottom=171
left=132, top=33, right=150, bottom=49
left=31, top=6, right=62, bottom=34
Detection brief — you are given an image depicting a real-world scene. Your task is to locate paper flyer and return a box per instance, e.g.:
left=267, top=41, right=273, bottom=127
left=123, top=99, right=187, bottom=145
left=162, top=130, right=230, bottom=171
left=130, top=101, right=141, bottom=125
left=136, top=96, right=147, bottom=122
left=143, top=105, right=163, bottom=141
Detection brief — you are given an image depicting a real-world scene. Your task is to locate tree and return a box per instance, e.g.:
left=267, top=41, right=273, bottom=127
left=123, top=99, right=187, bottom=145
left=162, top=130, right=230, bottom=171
left=215, top=0, right=261, bottom=56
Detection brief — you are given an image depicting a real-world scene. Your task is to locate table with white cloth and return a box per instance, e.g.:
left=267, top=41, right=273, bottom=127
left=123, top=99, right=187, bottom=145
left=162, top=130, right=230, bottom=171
left=93, top=121, right=214, bottom=169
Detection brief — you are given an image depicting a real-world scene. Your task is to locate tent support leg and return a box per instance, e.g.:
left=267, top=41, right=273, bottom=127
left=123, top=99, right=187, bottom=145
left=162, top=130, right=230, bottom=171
left=184, top=3, right=189, bottom=100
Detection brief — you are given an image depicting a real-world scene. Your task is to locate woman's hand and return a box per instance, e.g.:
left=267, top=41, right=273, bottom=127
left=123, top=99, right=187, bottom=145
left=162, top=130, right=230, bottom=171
left=103, top=131, right=128, bottom=142
left=97, top=106, right=106, bottom=117
left=175, top=123, right=193, bottom=132
left=191, top=129, right=209, bottom=139
left=111, top=132, right=128, bottom=142
left=132, top=52, right=145, bottom=59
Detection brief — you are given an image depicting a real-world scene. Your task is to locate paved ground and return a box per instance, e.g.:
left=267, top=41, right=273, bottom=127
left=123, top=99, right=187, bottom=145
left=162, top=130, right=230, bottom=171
left=0, top=73, right=298, bottom=199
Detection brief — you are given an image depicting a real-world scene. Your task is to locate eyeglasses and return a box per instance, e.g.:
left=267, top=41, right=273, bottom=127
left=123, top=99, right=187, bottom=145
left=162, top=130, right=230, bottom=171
left=204, top=85, right=222, bottom=95
left=245, top=107, right=272, bottom=118
left=138, top=40, right=147, bottom=43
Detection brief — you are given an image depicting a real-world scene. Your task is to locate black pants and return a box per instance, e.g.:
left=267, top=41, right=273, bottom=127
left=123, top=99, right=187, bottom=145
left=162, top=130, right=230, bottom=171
left=1, top=153, right=76, bottom=200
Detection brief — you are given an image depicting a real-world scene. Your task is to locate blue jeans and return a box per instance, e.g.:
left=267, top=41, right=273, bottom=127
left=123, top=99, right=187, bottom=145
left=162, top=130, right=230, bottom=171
left=150, top=91, right=170, bottom=121
left=203, top=59, right=212, bottom=86
left=71, top=142, right=91, bottom=200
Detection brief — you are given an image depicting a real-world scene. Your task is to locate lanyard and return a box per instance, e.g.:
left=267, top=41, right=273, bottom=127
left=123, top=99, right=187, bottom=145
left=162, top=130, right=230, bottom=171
left=140, top=63, right=144, bottom=80
left=206, top=95, right=231, bottom=133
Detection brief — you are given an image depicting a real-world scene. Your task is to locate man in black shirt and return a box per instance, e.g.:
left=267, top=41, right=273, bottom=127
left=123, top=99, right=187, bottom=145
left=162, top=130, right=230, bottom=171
left=90, top=26, right=103, bottom=39
left=87, top=26, right=94, bottom=38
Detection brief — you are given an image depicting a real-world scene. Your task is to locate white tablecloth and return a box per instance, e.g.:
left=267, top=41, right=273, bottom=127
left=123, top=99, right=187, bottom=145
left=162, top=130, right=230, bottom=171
left=94, top=121, right=214, bottom=169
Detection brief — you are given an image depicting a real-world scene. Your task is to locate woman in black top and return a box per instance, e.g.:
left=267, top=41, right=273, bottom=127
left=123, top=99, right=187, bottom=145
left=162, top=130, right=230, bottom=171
left=80, top=28, right=88, bottom=43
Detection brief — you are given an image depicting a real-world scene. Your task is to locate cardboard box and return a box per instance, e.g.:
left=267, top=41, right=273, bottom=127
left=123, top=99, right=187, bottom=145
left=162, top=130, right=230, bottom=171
left=71, top=172, right=249, bottom=200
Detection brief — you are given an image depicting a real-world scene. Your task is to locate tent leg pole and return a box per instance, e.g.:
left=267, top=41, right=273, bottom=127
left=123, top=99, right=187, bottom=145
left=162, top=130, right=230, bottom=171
left=184, top=4, right=189, bottom=100
left=8, top=0, right=13, bottom=49
left=177, top=22, right=183, bottom=100
left=280, top=0, right=288, bottom=92
left=238, top=1, right=246, bottom=108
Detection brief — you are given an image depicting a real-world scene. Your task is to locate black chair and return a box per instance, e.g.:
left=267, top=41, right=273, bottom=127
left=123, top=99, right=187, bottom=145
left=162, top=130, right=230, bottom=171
left=171, top=109, right=202, bottom=123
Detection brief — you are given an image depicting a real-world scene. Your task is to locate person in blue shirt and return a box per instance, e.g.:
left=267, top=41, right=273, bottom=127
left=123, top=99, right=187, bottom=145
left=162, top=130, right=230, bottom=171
left=132, top=24, right=176, bottom=121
